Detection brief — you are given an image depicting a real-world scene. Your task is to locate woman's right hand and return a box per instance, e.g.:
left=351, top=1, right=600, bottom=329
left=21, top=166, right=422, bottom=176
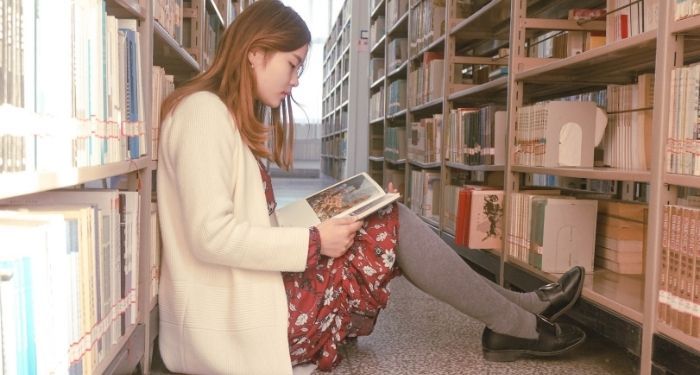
left=315, top=217, right=364, bottom=258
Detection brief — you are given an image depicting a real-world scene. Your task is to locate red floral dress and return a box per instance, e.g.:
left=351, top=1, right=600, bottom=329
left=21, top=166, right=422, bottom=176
left=258, top=163, right=400, bottom=371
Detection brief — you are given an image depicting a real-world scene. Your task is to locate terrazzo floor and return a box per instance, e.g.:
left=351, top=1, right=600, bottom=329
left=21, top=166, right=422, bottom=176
left=150, top=174, right=640, bottom=374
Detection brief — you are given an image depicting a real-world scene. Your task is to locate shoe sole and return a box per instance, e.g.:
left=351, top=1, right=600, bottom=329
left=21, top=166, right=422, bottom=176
left=547, top=268, right=585, bottom=322
left=482, top=332, right=587, bottom=362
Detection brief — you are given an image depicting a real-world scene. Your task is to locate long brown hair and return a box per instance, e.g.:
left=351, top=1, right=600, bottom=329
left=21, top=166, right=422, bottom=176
left=159, top=0, right=311, bottom=169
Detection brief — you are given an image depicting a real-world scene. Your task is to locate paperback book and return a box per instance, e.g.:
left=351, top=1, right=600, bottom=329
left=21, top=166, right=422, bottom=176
left=273, top=172, right=400, bottom=227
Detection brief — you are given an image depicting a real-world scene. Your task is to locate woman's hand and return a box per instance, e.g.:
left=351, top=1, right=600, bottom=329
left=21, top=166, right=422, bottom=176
left=386, top=181, right=398, bottom=194
left=315, top=217, right=364, bottom=258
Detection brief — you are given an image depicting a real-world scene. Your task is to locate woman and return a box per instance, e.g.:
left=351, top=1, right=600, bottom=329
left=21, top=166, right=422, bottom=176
left=156, top=1, right=586, bottom=373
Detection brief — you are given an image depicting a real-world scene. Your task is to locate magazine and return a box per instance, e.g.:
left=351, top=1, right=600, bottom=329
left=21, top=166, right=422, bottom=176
left=272, top=172, right=401, bottom=227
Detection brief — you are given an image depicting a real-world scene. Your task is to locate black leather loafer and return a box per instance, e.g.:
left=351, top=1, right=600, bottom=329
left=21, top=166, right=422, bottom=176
left=536, top=266, right=585, bottom=321
left=481, top=315, right=586, bottom=362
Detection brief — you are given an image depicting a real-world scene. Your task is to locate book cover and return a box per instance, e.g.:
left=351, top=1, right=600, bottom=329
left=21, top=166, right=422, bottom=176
left=273, top=172, right=400, bottom=228
left=467, top=190, right=504, bottom=250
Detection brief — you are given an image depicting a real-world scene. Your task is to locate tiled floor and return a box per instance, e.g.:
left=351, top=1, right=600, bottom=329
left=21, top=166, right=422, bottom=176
left=151, top=174, right=640, bottom=374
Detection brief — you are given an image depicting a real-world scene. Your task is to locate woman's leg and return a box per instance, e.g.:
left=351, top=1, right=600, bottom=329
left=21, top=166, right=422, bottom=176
left=395, top=203, right=539, bottom=339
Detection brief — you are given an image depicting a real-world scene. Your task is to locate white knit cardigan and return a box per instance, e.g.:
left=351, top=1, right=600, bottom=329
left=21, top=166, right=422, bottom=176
left=157, top=91, right=309, bottom=374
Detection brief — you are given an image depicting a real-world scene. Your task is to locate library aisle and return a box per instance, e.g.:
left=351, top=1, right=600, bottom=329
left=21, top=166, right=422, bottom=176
left=274, top=177, right=638, bottom=374
left=148, top=174, right=637, bottom=374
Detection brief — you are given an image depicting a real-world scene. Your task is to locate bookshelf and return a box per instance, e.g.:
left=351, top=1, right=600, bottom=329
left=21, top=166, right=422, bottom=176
left=0, top=0, right=236, bottom=373
left=322, top=0, right=370, bottom=180
left=366, top=0, right=700, bottom=373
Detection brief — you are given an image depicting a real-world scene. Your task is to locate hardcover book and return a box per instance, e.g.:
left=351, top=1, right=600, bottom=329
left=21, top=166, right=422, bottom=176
left=272, top=172, right=400, bottom=228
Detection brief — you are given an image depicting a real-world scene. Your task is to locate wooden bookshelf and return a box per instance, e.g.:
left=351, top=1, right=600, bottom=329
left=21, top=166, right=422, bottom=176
left=0, top=1, right=239, bottom=373
left=366, top=1, right=700, bottom=374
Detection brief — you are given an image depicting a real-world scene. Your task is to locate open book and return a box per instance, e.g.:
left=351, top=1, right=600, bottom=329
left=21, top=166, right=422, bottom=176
left=272, top=172, right=400, bottom=228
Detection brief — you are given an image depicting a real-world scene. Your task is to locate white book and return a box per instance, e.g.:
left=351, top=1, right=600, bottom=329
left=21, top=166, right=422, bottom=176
left=273, top=172, right=400, bottom=228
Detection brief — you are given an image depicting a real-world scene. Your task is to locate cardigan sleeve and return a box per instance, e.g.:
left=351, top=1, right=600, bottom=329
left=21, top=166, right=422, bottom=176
left=163, top=92, right=309, bottom=272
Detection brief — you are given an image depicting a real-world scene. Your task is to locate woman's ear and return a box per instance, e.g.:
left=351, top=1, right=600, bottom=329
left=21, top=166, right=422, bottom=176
left=248, top=49, right=264, bottom=69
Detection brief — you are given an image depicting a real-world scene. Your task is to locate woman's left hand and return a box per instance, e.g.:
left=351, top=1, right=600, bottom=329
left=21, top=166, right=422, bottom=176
left=386, top=182, right=398, bottom=194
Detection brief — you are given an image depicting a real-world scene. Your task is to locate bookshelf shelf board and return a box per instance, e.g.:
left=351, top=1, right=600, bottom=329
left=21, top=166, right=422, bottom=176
left=388, top=11, right=409, bottom=37
left=385, top=158, right=406, bottom=165
left=410, top=97, right=443, bottom=113
left=446, top=161, right=504, bottom=172
left=0, top=158, right=150, bottom=201
left=514, top=31, right=657, bottom=86
left=369, top=156, right=385, bottom=162
left=411, top=34, right=446, bottom=62
left=419, top=215, right=440, bottom=229
left=448, top=76, right=507, bottom=102
left=371, top=76, right=385, bottom=90
left=387, top=108, right=407, bottom=120
left=511, top=165, right=651, bottom=183
left=664, top=173, right=700, bottom=189
left=507, top=259, right=644, bottom=323
left=371, top=35, right=387, bottom=55
left=656, top=322, right=700, bottom=352
left=450, top=0, right=510, bottom=44
left=106, top=0, right=144, bottom=20
left=409, top=160, right=441, bottom=169
left=370, top=116, right=385, bottom=124
left=94, top=322, right=139, bottom=375
left=153, top=22, right=200, bottom=77
left=206, top=0, right=226, bottom=27
left=371, top=0, right=385, bottom=19
left=671, top=15, right=700, bottom=34
left=387, top=60, right=408, bottom=78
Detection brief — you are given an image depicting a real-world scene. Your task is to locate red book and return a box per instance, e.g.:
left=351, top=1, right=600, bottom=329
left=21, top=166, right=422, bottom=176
left=455, top=188, right=471, bottom=246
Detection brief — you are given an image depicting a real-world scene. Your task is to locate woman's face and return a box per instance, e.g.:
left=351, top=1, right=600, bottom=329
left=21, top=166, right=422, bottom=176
left=249, top=45, right=308, bottom=108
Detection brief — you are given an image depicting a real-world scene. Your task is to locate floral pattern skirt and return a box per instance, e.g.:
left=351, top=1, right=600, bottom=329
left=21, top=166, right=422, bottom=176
left=283, top=203, right=401, bottom=370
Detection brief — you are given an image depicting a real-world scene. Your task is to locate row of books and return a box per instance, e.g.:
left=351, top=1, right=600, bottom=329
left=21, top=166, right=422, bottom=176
left=602, top=73, right=654, bottom=170
left=409, top=0, right=445, bottom=55
left=370, top=58, right=385, bottom=83
left=321, top=110, right=348, bottom=135
left=675, top=0, right=700, bottom=20
left=513, top=100, right=602, bottom=168
left=323, top=0, right=351, bottom=57
left=595, top=200, right=648, bottom=275
left=408, top=114, right=442, bottom=164
left=444, top=185, right=504, bottom=251
left=151, top=66, right=176, bottom=161
left=387, top=38, right=408, bottom=72
left=508, top=190, right=598, bottom=273
left=384, top=126, right=406, bottom=162
left=154, top=0, right=184, bottom=43
left=447, top=106, right=506, bottom=167
left=0, top=104, right=146, bottom=174
left=667, top=63, right=700, bottom=176
left=370, top=86, right=385, bottom=120
left=387, top=79, right=407, bottom=116
left=606, top=0, right=659, bottom=43
left=0, top=189, right=141, bottom=374
left=659, top=203, right=700, bottom=337
left=370, top=16, right=386, bottom=48
left=408, top=52, right=444, bottom=107
left=321, top=134, right=347, bottom=158
left=409, top=169, right=440, bottom=222
left=1, top=1, right=146, bottom=173
left=387, top=0, right=409, bottom=30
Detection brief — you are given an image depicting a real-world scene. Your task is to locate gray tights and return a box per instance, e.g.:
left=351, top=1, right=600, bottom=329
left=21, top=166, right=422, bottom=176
left=395, top=203, right=545, bottom=339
